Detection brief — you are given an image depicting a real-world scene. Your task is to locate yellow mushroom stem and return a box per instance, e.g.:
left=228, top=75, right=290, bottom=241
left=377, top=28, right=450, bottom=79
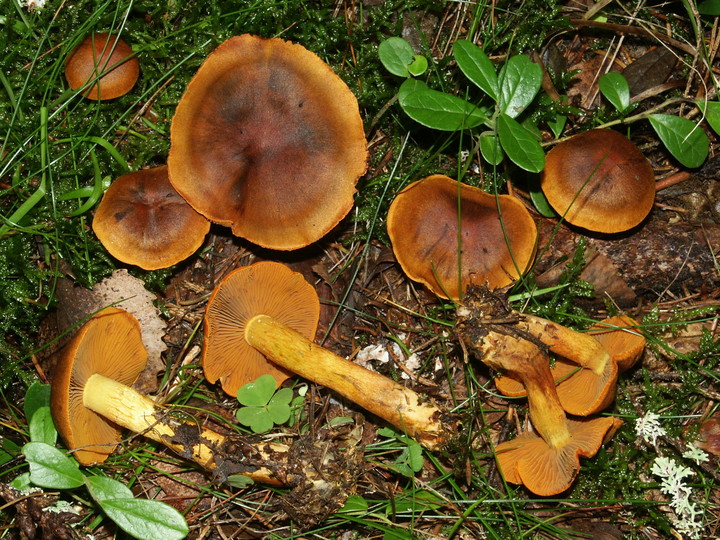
left=83, top=373, right=285, bottom=485
left=517, top=314, right=611, bottom=376
left=244, top=314, right=452, bottom=451
left=480, top=332, right=571, bottom=449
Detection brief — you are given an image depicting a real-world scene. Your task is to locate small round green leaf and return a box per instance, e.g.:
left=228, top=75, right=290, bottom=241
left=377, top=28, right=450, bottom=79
left=379, top=37, right=416, bottom=77
left=267, top=401, right=291, bottom=425
left=599, top=72, right=630, bottom=113
left=407, top=55, right=428, bottom=76
left=400, top=88, right=488, bottom=131
left=479, top=132, right=503, bottom=165
left=85, top=475, right=134, bottom=502
left=648, top=114, right=709, bottom=168
left=96, top=498, right=188, bottom=540
left=226, top=474, right=255, bottom=489
left=236, top=374, right=277, bottom=407
left=236, top=406, right=273, bottom=433
left=23, top=442, right=84, bottom=489
left=497, top=113, right=545, bottom=172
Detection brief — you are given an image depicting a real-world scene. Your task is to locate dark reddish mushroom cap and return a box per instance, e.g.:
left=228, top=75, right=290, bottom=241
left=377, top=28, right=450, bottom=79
left=65, top=32, right=139, bottom=100
left=541, top=129, right=656, bottom=233
left=387, top=175, right=537, bottom=300
left=50, top=308, right=148, bottom=465
left=203, top=261, right=321, bottom=396
left=92, top=165, right=211, bottom=270
left=167, top=34, right=368, bottom=250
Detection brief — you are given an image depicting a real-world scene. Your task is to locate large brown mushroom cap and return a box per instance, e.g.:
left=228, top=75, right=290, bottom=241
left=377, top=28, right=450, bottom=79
left=589, top=315, right=646, bottom=372
left=387, top=175, right=537, bottom=300
left=92, top=165, right=210, bottom=270
left=50, top=307, right=148, bottom=465
left=168, top=34, right=368, bottom=250
left=203, top=261, right=320, bottom=395
left=541, top=129, right=656, bottom=233
left=65, top=33, right=139, bottom=100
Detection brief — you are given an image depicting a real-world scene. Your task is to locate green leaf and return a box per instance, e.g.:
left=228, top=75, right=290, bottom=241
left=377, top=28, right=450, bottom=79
left=29, top=406, right=57, bottom=446
left=407, top=55, right=428, bottom=76
left=267, top=401, right=291, bottom=425
left=226, top=474, right=255, bottom=489
left=236, top=374, right=277, bottom=407
left=236, top=406, right=273, bottom=433
left=24, top=382, right=51, bottom=424
left=336, top=494, right=369, bottom=515
left=479, top=132, right=503, bottom=165
left=406, top=441, right=424, bottom=472
left=85, top=475, right=134, bottom=502
left=0, top=438, right=20, bottom=466
left=497, top=113, right=545, bottom=172
left=96, top=498, right=188, bottom=540
left=530, top=189, right=557, bottom=217
left=379, top=37, right=416, bottom=77
left=400, top=88, right=488, bottom=131
left=453, top=39, right=499, bottom=101
left=398, top=78, right=427, bottom=102
left=499, top=55, right=542, bottom=118
left=699, top=100, right=720, bottom=137
left=10, top=472, right=32, bottom=491
left=648, top=114, right=709, bottom=168
left=699, top=0, right=720, bottom=15
left=599, top=72, right=630, bottom=113
left=23, top=442, right=84, bottom=489
left=547, top=113, right=566, bottom=138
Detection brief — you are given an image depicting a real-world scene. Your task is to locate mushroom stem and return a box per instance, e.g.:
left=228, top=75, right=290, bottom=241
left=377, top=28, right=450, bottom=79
left=244, top=314, right=451, bottom=450
left=517, top=314, right=611, bottom=375
left=481, top=332, right=571, bottom=449
left=83, top=373, right=284, bottom=485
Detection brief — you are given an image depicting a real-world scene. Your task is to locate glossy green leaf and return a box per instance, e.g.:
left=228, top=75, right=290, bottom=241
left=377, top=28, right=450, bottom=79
left=236, top=406, right=273, bottom=433
left=398, top=78, right=427, bottom=102
left=499, top=55, right=542, bottom=118
left=29, top=407, right=57, bottom=446
left=400, top=88, right=488, bottom=131
left=547, top=113, right=566, bottom=138
left=407, top=55, right=428, bottom=76
left=530, top=189, right=557, bottom=217
left=23, top=442, right=84, bottom=489
left=24, top=382, right=51, bottom=424
left=648, top=114, right=709, bottom=168
left=96, top=498, right=188, bottom=540
left=599, top=72, right=630, bottom=112
left=699, top=100, right=720, bottom=137
left=85, top=475, right=134, bottom=502
left=453, top=39, right=499, bottom=101
left=479, top=132, right=503, bottom=165
left=497, top=113, right=545, bottom=172
left=236, top=374, right=276, bottom=407
left=379, top=37, right=416, bottom=77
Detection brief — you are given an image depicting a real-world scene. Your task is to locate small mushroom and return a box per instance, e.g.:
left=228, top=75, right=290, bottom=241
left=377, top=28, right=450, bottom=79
left=541, top=129, right=656, bottom=233
left=168, top=34, right=368, bottom=250
left=467, top=329, right=621, bottom=496
left=65, top=32, right=139, bottom=100
left=92, top=166, right=210, bottom=270
left=386, top=175, right=537, bottom=300
left=203, top=261, right=455, bottom=450
left=50, top=307, right=283, bottom=484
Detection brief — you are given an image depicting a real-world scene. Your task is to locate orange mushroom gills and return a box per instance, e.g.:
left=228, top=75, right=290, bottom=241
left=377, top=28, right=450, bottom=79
left=168, top=35, right=368, bottom=250
left=387, top=175, right=537, bottom=300
left=541, top=129, right=656, bottom=233
left=65, top=33, right=139, bottom=100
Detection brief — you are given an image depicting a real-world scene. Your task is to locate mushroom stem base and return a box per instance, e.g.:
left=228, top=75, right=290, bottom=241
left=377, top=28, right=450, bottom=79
left=244, top=314, right=454, bottom=450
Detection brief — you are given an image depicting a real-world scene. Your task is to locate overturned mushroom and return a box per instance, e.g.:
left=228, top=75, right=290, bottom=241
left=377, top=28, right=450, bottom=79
left=65, top=33, right=139, bottom=100
left=204, top=261, right=456, bottom=450
left=168, top=34, right=368, bottom=250
left=387, top=175, right=537, bottom=300
left=92, top=166, right=210, bottom=270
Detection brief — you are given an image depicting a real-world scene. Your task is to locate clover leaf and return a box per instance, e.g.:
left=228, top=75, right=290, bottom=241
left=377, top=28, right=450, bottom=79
left=236, top=374, right=294, bottom=433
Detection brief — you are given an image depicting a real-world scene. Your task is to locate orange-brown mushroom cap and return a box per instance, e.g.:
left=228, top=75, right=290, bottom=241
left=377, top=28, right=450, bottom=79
left=168, top=34, right=368, bottom=250
left=203, top=261, right=320, bottom=396
left=65, top=33, right=139, bottom=100
left=50, top=307, right=148, bottom=465
left=387, top=175, right=537, bottom=300
left=589, top=315, right=646, bottom=372
left=92, top=165, right=210, bottom=270
left=541, top=129, right=656, bottom=233
left=495, top=416, right=622, bottom=496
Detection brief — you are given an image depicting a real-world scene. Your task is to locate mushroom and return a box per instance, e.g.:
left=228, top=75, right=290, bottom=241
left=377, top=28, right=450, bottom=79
left=494, top=314, right=646, bottom=416
left=50, top=307, right=283, bottom=484
left=203, top=261, right=455, bottom=450
left=386, top=175, right=537, bottom=300
left=92, top=166, right=210, bottom=270
left=459, top=324, right=621, bottom=496
left=167, top=34, right=368, bottom=250
left=65, top=32, right=139, bottom=100
left=541, top=129, right=656, bottom=233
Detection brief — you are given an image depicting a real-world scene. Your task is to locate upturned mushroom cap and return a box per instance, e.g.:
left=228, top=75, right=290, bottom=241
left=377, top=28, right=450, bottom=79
left=541, top=129, right=656, bottom=233
left=203, top=261, right=320, bottom=395
left=589, top=315, right=646, bottom=372
left=92, top=165, right=210, bottom=270
left=387, top=175, right=537, bottom=300
left=65, top=33, right=139, bottom=100
left=168, top=34, right=368, bottom=250
left=50, top=307, right=148, bottom=465
left=495, top=416, right=622, bottom=496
